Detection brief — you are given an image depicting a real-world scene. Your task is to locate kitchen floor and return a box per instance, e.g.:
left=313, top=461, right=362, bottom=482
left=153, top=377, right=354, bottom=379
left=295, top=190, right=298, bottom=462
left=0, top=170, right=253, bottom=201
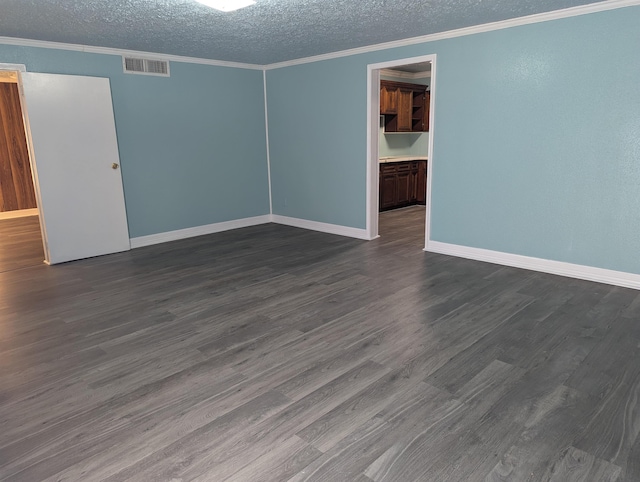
left=378, top=204, right=426, bottom=248
left=1, top=215, right=638, bottom=481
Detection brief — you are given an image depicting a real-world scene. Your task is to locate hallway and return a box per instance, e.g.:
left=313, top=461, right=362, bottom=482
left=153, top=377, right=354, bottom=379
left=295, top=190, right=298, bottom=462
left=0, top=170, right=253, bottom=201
left=0, top=215, right=44, bottom=272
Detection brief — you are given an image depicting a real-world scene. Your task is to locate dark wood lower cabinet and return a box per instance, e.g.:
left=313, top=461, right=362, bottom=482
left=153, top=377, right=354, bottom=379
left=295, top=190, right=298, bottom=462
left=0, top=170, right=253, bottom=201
left=379, top=160, right=427, bottom=212
left=379, top=165, right=398, bottom=210
left=416, top=160, right=426, bottom=204
left=396, top=163, right=412, bottom=205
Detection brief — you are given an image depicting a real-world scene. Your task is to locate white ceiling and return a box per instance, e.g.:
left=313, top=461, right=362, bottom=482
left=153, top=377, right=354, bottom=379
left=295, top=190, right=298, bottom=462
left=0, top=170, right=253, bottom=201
left=389, top=62, right=432, bottom=74
left=0, top=0, right=612, bottom=65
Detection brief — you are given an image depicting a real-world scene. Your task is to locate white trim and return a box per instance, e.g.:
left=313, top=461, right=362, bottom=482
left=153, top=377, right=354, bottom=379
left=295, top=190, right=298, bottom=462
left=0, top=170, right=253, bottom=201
left=130, top=214, right=271, bottom=248
left=366, top=54, right=436, bottom=241
left=271, top=215, right=372, bottom=240
left=0, top=1, right=636, bottom=71
left=0, top=36, right=263, bottom=71
left=380, top=69, right=431, bottom=80
left=263, top=70, right=273, bottom=215
left=265, top=0, right=640, bottom=70
left=424, top=58, right=437, bottom=250
left=426, top=241, right=640, bottom=290
left=130, top=214, right=371, bottom=248
left=15, top=71, right=50, bottom=264
left=0, top=208, right=38, bottom=220
left=365, top=67, right=380, bottom=239
left=0, top=63, right=26, bottom=72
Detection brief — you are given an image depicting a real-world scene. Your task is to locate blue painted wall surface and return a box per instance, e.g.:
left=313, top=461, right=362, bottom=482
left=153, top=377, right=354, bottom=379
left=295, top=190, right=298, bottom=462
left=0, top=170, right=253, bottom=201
left=0, top=45, right=270, bottom=238
left=266, top=57, right=367, bottom=228
left=266, top=6, right=640, bottom=274
left=379, top=130, right=429, bottom=158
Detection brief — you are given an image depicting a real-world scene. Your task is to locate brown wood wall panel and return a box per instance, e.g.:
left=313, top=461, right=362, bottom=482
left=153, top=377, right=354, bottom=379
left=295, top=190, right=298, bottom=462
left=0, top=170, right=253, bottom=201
left=0, top=82, right=37, bottom=212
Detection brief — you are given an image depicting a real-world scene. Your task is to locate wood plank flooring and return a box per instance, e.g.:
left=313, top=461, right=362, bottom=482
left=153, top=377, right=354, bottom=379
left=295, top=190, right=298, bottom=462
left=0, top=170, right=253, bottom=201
left=0, top=215, right=44, bottom=273
left=1, top=205, right=639, bottom=481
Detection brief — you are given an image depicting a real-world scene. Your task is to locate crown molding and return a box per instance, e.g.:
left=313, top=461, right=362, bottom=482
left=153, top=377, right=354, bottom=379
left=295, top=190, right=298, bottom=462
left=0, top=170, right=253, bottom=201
left=0, top=36, right=264, bottom=71
left=264, top=0, right=640, bottom=70
left=0, top=62, right=26, bottom=72
left=380, top=69, right=431, bottom=80
left=0, top=0, right=638, bottom=72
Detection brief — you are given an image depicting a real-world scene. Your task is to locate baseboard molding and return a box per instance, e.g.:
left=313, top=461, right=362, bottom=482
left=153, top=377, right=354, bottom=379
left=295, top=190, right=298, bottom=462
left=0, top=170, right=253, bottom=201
left=130, top=215, right=272, bottom=248
left=0, top=208, right=38, bottom=220
left=426, top=240, right=640, bottom=290
left=271, top=214, right=372, bottom=240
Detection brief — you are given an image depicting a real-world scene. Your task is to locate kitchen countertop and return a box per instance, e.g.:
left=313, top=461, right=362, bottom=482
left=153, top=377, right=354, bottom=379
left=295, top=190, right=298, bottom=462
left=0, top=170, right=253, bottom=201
left=379, top=156, right=428, bottom=163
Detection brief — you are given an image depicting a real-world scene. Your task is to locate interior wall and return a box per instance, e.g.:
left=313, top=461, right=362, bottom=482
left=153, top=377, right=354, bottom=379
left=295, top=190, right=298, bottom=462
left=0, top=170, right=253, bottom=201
left=0, top=45, right=270, bottom=238
left=266, top=57, right=367, bottom=228
left=266, top=6, right=640, bottom=274
left=378, top=130, right=429, bottom=158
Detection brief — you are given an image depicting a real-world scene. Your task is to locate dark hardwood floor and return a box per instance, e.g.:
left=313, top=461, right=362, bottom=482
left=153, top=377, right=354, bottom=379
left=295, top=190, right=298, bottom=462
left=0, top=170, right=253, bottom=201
left=0, top=215, right=44, bottom=273
left=1, top=206, right=639, bottom=481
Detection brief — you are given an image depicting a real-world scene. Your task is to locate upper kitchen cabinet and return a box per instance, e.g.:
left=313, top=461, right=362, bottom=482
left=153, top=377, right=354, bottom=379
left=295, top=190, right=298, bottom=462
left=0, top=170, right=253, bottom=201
left=397, top=87, right=413, bottom=132
left=380, top=82, right=398, bottom=114
left=380, top=80, right=430, bottom=133
left=413, top=89, right=430, bottom=132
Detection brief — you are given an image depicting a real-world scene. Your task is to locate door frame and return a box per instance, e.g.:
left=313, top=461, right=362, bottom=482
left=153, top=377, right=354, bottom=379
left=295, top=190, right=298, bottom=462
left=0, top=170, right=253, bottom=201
left=366, top=54, right=437, bottom=248
left=0, top=64, right=50, bottom=263
left=16, top=70, right=51, bottom=263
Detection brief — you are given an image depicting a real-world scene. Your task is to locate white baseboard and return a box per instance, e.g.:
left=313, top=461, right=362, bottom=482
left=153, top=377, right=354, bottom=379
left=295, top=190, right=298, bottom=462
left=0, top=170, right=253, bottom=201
left=271, top=214, right=372, bottom=240
left=0, top=208, right=38, bottom=220
left=130, top=213, right=373, bottom=250
left=130, top=215, right=272, bottom=249
left=426, top=240, right=640, bottom=290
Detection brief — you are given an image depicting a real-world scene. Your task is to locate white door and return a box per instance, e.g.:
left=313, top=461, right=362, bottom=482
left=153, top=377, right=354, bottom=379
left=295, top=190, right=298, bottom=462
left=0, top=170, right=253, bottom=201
left=20, top=73, right=130, bottom=264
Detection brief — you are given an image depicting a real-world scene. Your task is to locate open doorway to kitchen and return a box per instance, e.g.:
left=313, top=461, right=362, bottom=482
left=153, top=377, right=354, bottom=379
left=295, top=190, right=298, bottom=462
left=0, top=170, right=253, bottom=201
left=0, top=68, right=45, bottom=272
left=366, top=54, right=436, bottom=249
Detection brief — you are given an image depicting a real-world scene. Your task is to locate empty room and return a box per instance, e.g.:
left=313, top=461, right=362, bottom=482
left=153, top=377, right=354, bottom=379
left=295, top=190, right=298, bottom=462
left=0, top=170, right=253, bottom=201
left=1, top=0, right=639, bottom=480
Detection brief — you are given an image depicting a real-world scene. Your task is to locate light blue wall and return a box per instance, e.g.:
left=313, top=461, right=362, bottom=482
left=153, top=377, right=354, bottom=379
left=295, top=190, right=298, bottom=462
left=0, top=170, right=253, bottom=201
left=266, top=57, right=366, bottom=228
left=0, top=45, right=270, bottom=238
left=379, top=130, right=429, bottom=158
left=266, top=6, right=640, bottom=274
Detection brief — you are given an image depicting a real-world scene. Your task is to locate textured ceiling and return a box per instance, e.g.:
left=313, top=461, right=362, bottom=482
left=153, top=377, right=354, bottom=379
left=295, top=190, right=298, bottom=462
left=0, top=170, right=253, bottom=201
left=390, top=62, right=432, bottom=74
left=0, top=0, right=609, bottom=65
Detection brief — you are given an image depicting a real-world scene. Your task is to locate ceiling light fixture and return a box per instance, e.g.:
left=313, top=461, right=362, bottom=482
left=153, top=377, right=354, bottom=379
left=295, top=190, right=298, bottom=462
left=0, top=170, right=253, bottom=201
left=195, top=0, right=256, bottom=12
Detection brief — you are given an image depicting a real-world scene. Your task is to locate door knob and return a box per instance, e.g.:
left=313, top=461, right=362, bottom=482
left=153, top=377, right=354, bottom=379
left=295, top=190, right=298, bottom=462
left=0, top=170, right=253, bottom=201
left=112, top=163, right=119, bottom=170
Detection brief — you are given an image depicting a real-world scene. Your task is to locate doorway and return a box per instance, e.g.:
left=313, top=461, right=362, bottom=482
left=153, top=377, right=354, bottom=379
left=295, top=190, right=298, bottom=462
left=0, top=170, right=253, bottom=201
left=0, top=69, right=45, bottom=271
left=0, top=67, right=131, bottom=266
left=366, top=54, right=436, bottom=248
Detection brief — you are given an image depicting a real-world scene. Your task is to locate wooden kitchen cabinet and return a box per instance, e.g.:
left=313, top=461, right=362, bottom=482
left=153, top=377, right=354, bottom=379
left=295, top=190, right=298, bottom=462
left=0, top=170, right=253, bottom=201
left=415, top=160, right=427, bottom=204
left=412, top=91, right=430, bottom=132
left=379, top=160, right=427, bottom=211
left=397, top=88, right=413, bottom=132
left=380, top=80, right=429, bottom=133
left=396, top=162, right=412, bottom=203
left=380, top=83, right=398, bottom=114
left=379, top=164, right=399, bottom=210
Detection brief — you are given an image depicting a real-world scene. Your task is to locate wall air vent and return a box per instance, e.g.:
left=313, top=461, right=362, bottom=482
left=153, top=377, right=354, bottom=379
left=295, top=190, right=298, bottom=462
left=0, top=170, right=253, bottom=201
left=122, top=57, right=170, bottom=77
